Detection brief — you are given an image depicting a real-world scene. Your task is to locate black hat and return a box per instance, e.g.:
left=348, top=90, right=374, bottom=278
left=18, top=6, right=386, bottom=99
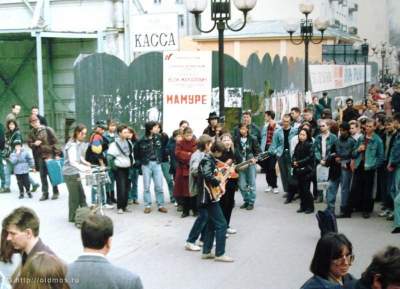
left=95, top=120, right=108, bottom=129
left=207, top=112, right=219, bottom=120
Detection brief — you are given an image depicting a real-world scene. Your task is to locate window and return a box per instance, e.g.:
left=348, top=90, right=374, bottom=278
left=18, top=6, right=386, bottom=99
left=178, top=14, right=184, bottom=27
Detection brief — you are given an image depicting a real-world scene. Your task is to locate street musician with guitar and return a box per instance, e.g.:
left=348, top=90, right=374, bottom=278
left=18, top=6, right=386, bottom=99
left=197, top=141, right=234, bottom=262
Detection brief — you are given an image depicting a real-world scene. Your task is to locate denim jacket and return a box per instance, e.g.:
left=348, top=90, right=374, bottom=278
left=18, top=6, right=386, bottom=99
left=314, top=133, right=338, bottom=162
left=335, top=136, right=356, bottom=162
left=260, top=123, right=279, bottom=153
left=268, top=127, right=298, bottom=157
left=301, top=275, right=354, bottom=289
left=353, top=133, right=384, bottom=170
left=389, top=132, right=400, bottom=167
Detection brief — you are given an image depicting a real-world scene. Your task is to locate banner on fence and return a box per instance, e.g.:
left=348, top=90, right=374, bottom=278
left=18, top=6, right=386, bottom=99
left=309, top=65, right=371, bottom=92
left=131, top=13, right=179, bottom=52
left=163, top=51, right=212, bottom=136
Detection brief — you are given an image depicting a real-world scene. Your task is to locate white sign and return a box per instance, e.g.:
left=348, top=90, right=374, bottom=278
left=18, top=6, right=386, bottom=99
left=131, top=13, right=179, bottom=52
left=163, top=51, right=212, bottom=136
left=309, top=65, right=371, bottom=92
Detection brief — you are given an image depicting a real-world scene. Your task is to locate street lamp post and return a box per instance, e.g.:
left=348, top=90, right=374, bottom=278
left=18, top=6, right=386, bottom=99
left=371, top=42, right=394, bottom=86
left=285, top=1, right=329, bottom=97
left=354, top=39, right=371, bottom=104
left=185, top=0, right=257, bottom=121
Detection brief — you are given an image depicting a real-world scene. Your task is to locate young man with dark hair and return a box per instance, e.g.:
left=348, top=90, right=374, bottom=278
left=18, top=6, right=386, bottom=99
left=303, top=108, right=318, bottom=136
left=290, top=107, right=302, bottom=128
left=3, top=207, right=55, bottom=268
left=67, top=215, right=143, bottom=289
left=260, top=111, right=279, bottom=193
left=233, top=111, right=261, bottom=145
left=31, top=105, right=47, bottom=126
left=268, top=114, right=298, bottom=197
left=135, top=121, right=167, bottom=214
left=185, top=134, right=213, bottom=251
left=197, top=141, right=233, bottom=262
left=342, top=98, right=359, bottom=123
left=345, top=246, right=400, bottom=289
left=326, top=122, right=356, bottom=217
left=348, top=119, right=384, bottom=219
left=314, top=119, right=338, bottom=203
left=319, top=92, right=331, bottom=110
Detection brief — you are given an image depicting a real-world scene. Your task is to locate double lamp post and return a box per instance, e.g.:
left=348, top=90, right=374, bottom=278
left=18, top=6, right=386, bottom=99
left=185, top=0, right=257, bottom=120
left=284, top=2, right=329, bottom=95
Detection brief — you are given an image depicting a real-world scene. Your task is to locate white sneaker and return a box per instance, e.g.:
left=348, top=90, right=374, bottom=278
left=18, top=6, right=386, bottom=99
left=185, top=242, right=201, bottom=251
left=196, top=240, right=204, bottom=247
left=273, top=188, right=279, bottom=194
left=264, top=186, right=272, bottom=193
left=117, top=209, right=123, bottom=214
left=201, top=253, right=215, bottom=259
left=227, top=228, right=237, bottom=234
left=103, top=204, right=114, bottom=209
left=378, top=210, right=389, bottom=217
left=214, top=255, right=234, bottom=262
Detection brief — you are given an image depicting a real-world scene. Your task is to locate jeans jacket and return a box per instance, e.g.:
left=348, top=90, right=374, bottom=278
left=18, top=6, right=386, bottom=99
left=268, top=127, right=298, bottom=158
left=301, top=275, right=354, bottom=289
left=389, top=132, right=400, bottom=168
left=314, top=133, right=338, bottom=163
left=260, top=123, right=279, bottom=153
left=134, top=134, right=162, bottom=166
left=353, top=133, right=384, bottom=171
left=335, top=136, right=356, bottom=164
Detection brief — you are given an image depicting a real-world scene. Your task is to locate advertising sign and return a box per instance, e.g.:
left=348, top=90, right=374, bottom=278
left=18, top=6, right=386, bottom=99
left=163, top=51, right=212, bottom=136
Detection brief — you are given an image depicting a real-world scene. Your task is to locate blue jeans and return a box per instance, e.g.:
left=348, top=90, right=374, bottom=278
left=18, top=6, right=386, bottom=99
left=326, top=168, right=352, bottom=212
left=161, top=162, right=175, bottom=202
left=128, top=167, right=139, bottom=201
left=1, top=159, right=11, bottom=188
left=106, top=169, right=116, bottom=194
left=203, top=202, right=227, bottom=257
left=142, top=161, right=165, bottom=207
left=187, top=207, right=208, bottom=244
left=238, top=164, right=257, bottom=205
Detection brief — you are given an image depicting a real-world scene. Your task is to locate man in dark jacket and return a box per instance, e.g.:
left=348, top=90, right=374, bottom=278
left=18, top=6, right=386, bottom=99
left=319, top=92, right=332, bottom=110
left=134, top=121, right=166, bottom=214
left=391, top=85, right=400, bottom=113
left=233, top=111, right=261, bottom=145
left=344, top=246, right=400, bottom=289
left=157, top=123, right=175, bottom=203
left=3, top=207, right=56, bottom=269
left=342, top=98, right=360, bottom=123
left=203, top=112, right=219, bottom=137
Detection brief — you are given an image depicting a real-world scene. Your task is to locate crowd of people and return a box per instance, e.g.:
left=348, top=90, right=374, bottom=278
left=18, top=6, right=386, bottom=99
left=0, top=83, right=400, bottom=288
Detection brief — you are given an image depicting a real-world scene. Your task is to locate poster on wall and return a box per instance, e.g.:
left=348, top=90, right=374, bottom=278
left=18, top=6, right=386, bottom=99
left=163, top=51, right=212, bottom=136
left=309, top=65, right=371, bottom=92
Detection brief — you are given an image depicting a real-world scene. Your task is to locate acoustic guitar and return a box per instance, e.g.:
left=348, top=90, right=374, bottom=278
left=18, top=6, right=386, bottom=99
left=205, top=151, right=270, bottom=202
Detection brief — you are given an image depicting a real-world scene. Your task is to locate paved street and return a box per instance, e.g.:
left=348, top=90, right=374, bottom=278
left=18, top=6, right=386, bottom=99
left=0, top=172, right=398, bottom=289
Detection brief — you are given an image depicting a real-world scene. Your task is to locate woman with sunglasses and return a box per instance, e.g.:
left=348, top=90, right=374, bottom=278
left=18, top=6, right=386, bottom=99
left=300, top=232, right=355, bottom=289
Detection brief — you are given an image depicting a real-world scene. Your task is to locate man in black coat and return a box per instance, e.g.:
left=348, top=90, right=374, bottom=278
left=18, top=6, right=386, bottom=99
left=203, top=112, right=219, bottom=137
left=342, top=98, right=360, bottom=123
left=319, top=92, right=332, bottom=110
left=0, top=123, right=7, bottom=193
left=392, top=85, right=400, bottom=113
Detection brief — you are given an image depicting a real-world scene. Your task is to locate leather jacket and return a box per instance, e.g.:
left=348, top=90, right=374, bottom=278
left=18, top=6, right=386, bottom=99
left=134, top=134, right=162, bottom=166
left=292, top=140, right=315, bottom=177
left=197, top=154, right=220, bottom=207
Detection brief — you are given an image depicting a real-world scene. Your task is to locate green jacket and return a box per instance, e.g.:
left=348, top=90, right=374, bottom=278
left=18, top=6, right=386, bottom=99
left=353, top=133, right=384, bottom=171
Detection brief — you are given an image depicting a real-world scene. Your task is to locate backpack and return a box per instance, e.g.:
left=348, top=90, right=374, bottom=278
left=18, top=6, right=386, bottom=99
left=45, top=127, right=58, bottom=146
left=316, top=209, right=338, bottom=237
